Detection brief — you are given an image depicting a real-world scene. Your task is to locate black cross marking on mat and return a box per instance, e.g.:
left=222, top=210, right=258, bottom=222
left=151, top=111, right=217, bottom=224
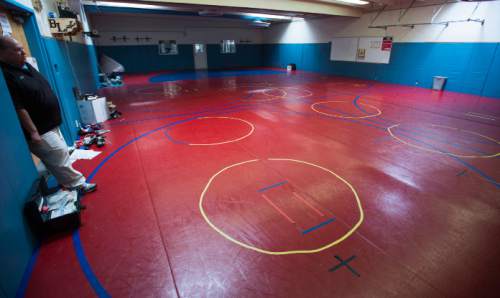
left=329, top=255, right=360, bottom=277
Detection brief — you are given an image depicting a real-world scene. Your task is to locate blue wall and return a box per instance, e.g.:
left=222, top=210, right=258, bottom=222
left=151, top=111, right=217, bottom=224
left=96, top=43, right=266, bottom=73
left=41, top=38, right=100, bottom=142
left=263, top=42, right=500, bottom=98
left=0, top=71, right=38, bottom=298
left=97, top=44, right=194, bottom=73
left=206, top=44, right=264, bottom=69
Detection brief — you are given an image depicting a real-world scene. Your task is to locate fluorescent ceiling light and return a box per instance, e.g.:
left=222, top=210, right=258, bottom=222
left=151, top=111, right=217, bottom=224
left=253, top=20, right=271, bottom=27
left=241, top=12, right=293, bottom=20
left=83, top=1, right=171, bottom=10
left=320, top=0, right=369, bottom=5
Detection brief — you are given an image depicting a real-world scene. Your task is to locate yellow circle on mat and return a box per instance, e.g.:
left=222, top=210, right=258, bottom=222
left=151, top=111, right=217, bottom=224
left=261, top=87, right=287, bottom=98
left=262, top=87, right=313, bottom=99
left=186, top=117, right=255, bottom=146
left=387, top=124, right=500, bottom=159
left=311, top=100, right=382, bottom=119
left=240, top=87, right=313, bottom=102
left=198, top=158, right=364, bottom=255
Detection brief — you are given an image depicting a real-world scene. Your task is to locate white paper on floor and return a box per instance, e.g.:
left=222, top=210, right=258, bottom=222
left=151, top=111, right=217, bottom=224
left=70, top=149, right=101, bottom=164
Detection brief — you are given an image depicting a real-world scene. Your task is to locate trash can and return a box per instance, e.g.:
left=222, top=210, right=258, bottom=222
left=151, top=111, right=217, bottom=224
left=432, top=76, right=447, bottom=91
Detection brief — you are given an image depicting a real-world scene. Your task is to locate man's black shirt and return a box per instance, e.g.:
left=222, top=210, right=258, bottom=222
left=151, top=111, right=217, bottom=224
left=1, top=62, right=62, bottom=139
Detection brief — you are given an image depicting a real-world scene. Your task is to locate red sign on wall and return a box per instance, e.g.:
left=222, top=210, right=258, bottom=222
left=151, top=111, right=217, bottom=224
left=382, top=36, right=393, bottom=51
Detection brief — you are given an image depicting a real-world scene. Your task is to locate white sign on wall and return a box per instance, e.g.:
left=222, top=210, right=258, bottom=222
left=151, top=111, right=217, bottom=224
left=48, top=18, right=79, bottom=35
left=0, top=13, right=13, bottom=36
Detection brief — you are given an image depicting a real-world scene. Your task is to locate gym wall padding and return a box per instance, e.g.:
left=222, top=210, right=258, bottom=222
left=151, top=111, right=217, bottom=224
left=0, top=71, right=38, bottom=298
left=96, top=44, right=195, bottom=73
left=206, top=44, right=265, bottom=69
left=96, top=44, right=266, bottom=73
left=263, top=42, right=500, bottom=98
left=42, top=37, right=100, bottom=143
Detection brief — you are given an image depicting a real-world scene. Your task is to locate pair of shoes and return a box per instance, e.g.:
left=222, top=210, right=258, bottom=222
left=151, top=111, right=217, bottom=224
left=96, top=136, right=106, bottom=147
left=78, top=182, right=97, bottom=194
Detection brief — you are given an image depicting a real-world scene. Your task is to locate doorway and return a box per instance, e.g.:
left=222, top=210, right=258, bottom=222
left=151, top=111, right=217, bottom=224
left=193, top=43, right=207, bottom=70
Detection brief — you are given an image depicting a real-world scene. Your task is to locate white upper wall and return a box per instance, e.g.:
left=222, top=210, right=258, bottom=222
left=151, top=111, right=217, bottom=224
left=88, top=13, right=265, bottom=46
left=265, top=1, right=500, bottom=43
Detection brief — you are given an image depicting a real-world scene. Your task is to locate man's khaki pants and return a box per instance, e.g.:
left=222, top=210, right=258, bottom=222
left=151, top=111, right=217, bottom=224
left=29, top=127, right=85, bottom=188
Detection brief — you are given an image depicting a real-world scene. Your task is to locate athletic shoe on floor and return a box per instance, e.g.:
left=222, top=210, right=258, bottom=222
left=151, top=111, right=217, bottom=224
left=79, top=182, right=97, bottom=194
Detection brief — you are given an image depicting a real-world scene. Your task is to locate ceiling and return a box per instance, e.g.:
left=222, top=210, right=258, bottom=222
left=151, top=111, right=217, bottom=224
left=82, top=0, right=465, bottom=23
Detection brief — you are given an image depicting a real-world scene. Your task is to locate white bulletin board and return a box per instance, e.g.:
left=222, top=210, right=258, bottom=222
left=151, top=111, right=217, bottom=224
left=330, top=37, right=358, bottom=62
left=330, top=36, right=392, bottom=64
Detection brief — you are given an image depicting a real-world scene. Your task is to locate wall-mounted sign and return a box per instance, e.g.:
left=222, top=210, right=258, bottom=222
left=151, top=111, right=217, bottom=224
left=357, top=48, right=366, bottom=60
left=48, top=18, right=81, bottom=35
left=382, top=36, right=393, bottom=51
left=0, top=13, right=12, bottom=36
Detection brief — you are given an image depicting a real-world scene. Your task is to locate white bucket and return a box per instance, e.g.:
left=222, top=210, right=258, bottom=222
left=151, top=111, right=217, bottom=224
left=432, top=76, right=447, bottom=91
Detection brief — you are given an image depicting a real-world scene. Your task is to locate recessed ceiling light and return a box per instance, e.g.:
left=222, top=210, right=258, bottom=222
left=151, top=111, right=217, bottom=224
left=240, top=12, right=293, bottom=20
left=320, top=0, right=370, bottom=5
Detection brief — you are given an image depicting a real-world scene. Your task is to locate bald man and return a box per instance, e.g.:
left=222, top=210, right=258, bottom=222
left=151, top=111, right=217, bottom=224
left=0, top=36, right=96, bottom=194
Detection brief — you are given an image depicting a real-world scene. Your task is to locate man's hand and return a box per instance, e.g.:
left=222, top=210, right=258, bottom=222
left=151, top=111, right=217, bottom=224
left=30, top=131, right=42, bottom=143
left=17, top=108, right=42, bottom=143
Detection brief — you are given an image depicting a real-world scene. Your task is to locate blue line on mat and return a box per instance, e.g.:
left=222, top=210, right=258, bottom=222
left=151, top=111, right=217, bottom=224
left=329, top=255, right=360, bottom=277
left=163, top=127, right=188, bottom=145
left=302, top=217, right=336, bottom=235
left=72, top=231, right=111, bottom=298
left=353, top=95, right=369, bottom=115
left=64, top=82, right=497, bottom=296
left=257, top=181, right=288, bottom=193
left=15, top=244, right=40, bottom=298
